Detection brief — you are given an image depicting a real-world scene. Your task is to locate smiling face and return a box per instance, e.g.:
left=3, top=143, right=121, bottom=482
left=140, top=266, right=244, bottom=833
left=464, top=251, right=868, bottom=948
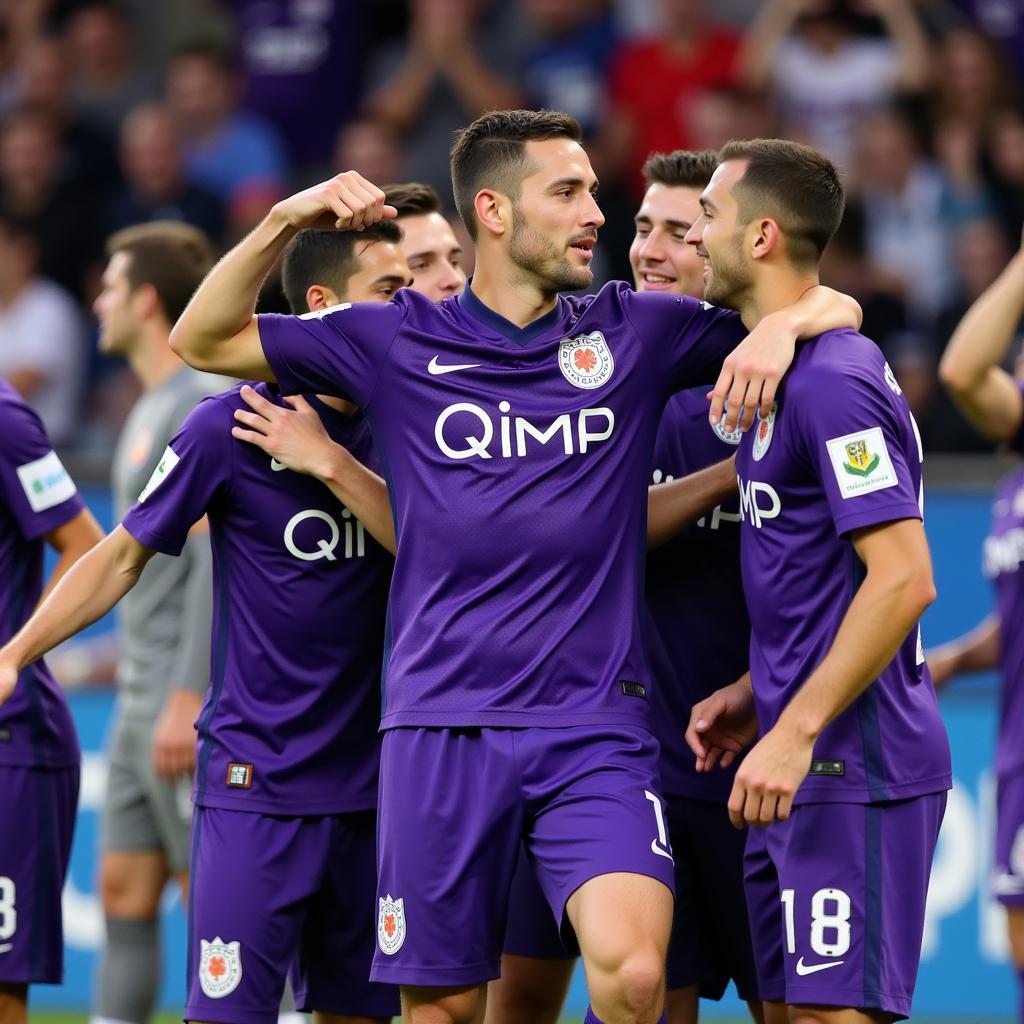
left=684, top=159, right=755, bottom=311
left=503, top=137, right=604, bottom=293
left=340, top=240, right=413, bottom=304
left=399, top=212, right=466, bottom=301
left=629, top=182, right=706, bottom=298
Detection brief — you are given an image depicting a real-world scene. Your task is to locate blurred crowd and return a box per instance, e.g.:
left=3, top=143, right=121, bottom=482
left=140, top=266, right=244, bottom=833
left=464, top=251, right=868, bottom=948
left=0, top=0, right=1022, bottom=458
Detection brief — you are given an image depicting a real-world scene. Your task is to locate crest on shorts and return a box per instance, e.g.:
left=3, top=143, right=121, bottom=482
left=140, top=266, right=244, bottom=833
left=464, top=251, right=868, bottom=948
left=558, top=332, right=614, bottom=390
left=751, top=404, right=776, bottom=462
left=198, top=937, right=242, bottom=998
left=377, top=894, right=406, bottom=955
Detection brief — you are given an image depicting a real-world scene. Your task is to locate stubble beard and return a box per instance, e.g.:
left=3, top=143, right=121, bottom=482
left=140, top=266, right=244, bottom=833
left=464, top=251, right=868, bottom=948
left=509, top=214, right=593, bottom=293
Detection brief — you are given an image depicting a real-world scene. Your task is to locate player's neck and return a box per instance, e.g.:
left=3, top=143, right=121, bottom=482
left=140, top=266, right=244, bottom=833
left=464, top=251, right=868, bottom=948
left=740, top=269, right=821, bottom=331
left=131, top=327, right=187, bottom=391
left=469, top=265, right=558, bottom=329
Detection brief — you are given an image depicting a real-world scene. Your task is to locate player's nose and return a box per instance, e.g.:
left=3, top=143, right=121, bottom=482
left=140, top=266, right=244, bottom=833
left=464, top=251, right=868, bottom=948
left=638, top=231, right=664, bottom=263
left=440, top=262, right=466, bottom=295
left=684, top=218, right=704, bottom=247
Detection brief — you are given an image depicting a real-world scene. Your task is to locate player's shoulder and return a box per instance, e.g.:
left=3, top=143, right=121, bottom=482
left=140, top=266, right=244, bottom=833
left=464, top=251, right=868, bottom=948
left=578, top=280, right=707, bottom=327
left=177, top=382, right=252, bottom=434
left=0, top=378, right=46, bottom=440
left=789, top=329, right=889, bottom=394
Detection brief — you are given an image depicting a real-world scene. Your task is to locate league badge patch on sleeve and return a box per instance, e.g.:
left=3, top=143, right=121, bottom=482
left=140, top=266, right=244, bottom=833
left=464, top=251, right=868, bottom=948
left=377, top=894, right=406, bottom=955
left=137, top=446, right=180, bottom=503
left=16, top=450, right=77, bottom=512
left=558, top=332, right=614, bottom=390
left=825, top=427, right=898, bottom=499
left=198, top=937, right=243, bottom=998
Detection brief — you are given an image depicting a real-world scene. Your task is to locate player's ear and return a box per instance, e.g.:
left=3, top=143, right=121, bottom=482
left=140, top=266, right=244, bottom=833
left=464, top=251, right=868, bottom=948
left=750, top=217, right=781, bottom=262
left=473, top=189, right=509, bottom=240
left=305, top=284, right=340, bottom=311
left=133, top=281, right=160, bottom=320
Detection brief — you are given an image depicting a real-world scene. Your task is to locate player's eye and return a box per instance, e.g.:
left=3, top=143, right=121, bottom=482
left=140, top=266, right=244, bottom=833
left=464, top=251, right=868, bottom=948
left=409, top=260, right=428, bottom=273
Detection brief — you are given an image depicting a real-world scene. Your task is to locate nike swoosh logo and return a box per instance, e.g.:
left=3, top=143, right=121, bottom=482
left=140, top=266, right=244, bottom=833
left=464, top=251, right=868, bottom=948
left=795, top=957, right=844, bottom=976
left=0, top=943, right=12, bottom=953
left=427, top=356, right=481, bottom=376
left=270, top=458, right=287, bottom=472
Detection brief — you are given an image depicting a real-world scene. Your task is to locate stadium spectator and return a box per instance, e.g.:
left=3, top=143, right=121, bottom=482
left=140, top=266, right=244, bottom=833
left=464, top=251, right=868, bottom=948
left=519, top=0, right=620, bottom=137
left=925, top=217, right=1020, bottom=452
left=165, top=42, right=288, bottom=237
left=952, top=2, right=1024, bottom=88
left=990, top=105, right=1024, bottom=239
left=933, top=26, right=1015, bottom=129
left=740, top=0, right=931, bottom=172
left=107, top=104, right=225, bottom=244
left=222, top=0, right=365, bottom=174
left=333, top=117, right=407, bottom=195
left=63, top=0, right=157, bottom=136
left=601, top=0, right=741, bottom=196
left=854, top=106, right=955, bottom=322
left=363, top=0, right=524, bottom=193
left=0, top=213, right=85, bottom=445
left=0, top=110, right=104, bottom=302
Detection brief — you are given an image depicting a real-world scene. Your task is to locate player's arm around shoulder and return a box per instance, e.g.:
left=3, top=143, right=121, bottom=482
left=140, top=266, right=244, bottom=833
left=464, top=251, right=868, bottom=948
left=938, top=234, right=1024, bottom=443
left=0, top=525, right=157, bottom=704
left=169, top=171, right=396, bottom=379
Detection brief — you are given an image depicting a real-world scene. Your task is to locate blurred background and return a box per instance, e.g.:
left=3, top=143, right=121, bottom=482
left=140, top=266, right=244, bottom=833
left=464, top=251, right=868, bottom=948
left=3, top=0, right=1021, bottom=1019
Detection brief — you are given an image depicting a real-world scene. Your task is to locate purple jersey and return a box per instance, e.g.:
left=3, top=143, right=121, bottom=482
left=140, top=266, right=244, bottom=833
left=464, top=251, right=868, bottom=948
left=122, top=383, right=392, bottom=815
left=983, top=465, right=1024, bottom=778
left=0, top=381, right=82, bottom=768
left=646, top=389, right=748, bottom=800
left=736, top=332, right=950, bottom=804
left=258, top=284, right=745, bottom=729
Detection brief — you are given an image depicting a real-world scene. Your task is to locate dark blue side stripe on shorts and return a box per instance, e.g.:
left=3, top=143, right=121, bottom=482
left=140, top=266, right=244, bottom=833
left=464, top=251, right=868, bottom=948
left=195, top=530, right=231, bottom=804
left=29, top=767, right=52, bottom=979
left=862, top=803, right=883, bottom=1008
left=185, top=805, right=203, bottom=995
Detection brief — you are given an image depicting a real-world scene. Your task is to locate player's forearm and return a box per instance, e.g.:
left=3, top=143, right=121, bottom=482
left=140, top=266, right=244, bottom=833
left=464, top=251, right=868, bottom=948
left=781, top=285, right=862, bottom=341
left=881, top=3, right=931, bottom=91
left=738, top=0, right=800, bottom=89
left=170, top=210, right=297, bottom=365
left=775, top=556, right=935, bottom=741
left=647, top=457, right=737, bottom=550
left=442, top=47, right=524, bottom=117
left=929, top=614, right=1001, bottom=682
left=319, top=448, right=397, bottom=555
left=939, top=249, right=1024, bottom=439
left=2, top=529, right=147, bottom=671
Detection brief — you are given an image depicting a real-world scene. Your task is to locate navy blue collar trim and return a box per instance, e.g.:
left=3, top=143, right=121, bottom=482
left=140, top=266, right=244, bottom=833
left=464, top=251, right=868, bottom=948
left=459, top=280, right=564, bottom=347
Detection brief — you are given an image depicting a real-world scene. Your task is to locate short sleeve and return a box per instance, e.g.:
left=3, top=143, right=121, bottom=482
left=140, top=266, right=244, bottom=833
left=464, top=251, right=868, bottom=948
left=622, top=291, right=745, bottom=393
left=257, top=300, right=406, bottom=407
left=122, top=396, right=232, bottom=556
left=790, top=366, right=922, bottom=538
left=0, top=398, right=83, bottom=540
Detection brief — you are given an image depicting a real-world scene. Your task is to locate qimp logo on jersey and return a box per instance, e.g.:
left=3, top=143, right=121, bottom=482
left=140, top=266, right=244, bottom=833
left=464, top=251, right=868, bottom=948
left=558, top=331, right=614, bottom=390
left=198, top=937, right=243, bottom=998
left=378, top=894, right=406, bottom=955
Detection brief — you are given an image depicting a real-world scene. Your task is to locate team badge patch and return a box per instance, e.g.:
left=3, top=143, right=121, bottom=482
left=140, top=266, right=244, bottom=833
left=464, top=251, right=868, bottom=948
left=825, top=427, right=899, bottom=499
left=225, top=763, right=253, bottom=788
left=378, top=894, right=406, bottom=955
left=711, top=409, right=743, bottom=446
left=558, top=331, right=614, bottom=390
left=16, top=450, right=77, bottom=512
left=198, top=937, right=242, bottom=998
left=751, top=404, right=776, bottom=462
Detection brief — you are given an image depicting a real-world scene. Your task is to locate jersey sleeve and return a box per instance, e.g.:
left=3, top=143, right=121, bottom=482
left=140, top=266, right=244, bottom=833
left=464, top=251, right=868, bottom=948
left=121, top=396, right=232, bottom=556
left=257, top=300, right=406, bottom=407
left=0, top=397, right=83, bottom=541
left=790, top=364, right=923, bottom=538
left=622, top=291, right=746, bottom=394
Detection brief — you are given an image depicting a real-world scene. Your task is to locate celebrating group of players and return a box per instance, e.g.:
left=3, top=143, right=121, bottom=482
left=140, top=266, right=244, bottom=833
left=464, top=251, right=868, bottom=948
left=2, top=105, right=1022, bottom=1024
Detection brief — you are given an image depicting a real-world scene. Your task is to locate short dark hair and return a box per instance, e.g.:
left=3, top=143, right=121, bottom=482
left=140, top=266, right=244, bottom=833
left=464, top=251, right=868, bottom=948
left=642, top=149, right=719, bottom=191
left=280, top=221, right=403, bottom=314
left=717, top=138, right=845, bottom=267
left=106, top=221, right=215, bottom=324
left=384, top=182, right=443, bottom=219
left=450, top=109, right=582, bottom=240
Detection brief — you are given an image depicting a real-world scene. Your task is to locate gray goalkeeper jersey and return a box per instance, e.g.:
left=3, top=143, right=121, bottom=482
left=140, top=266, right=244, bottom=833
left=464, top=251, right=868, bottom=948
left=111, top=365, right=221, bottom=720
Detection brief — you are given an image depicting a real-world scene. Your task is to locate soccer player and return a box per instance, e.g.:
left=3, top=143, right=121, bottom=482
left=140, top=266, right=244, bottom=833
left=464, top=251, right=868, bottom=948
left=0, top=383, right=103, bottom=1024
left=931, top=229, right=1024, bottom=1020
left=684, top=140, right=951, bottom=1024
left=91, top=222, right=221, bottom=1024
left=384, top=182, right=467, bottom=301
left=164, top=111, right=860, bottom=1024
left=0, top=222, right=409, bottom=1024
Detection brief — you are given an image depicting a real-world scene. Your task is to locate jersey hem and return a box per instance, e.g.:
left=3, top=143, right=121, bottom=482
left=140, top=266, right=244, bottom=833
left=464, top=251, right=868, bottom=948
left=792, top=770, right=951, bottom=805
left=379, top=709, right=654, bottom=730
left=0, top=753, right=80, bottom=769
left=194, top=792, right=378, bottom=816
left=833, top=501, right=922, bottom=538
left=121, top=518, right=184, bottom=557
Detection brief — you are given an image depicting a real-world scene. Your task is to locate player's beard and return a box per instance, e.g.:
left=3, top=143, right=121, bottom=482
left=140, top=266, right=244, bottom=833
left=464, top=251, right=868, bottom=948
left=509, top=209, right=593, bottom=293
left=703, top=231, right=754, bottom=311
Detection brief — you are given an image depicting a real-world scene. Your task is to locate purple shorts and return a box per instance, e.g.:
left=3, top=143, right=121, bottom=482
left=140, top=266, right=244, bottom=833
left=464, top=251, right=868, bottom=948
left=371, top=725, right=675, bottom=987
left=994, top=773, right=1024, bottom=907
left=503, top=846, right=573, bottom=960
left=744, top=794, right=945, bottom=1020
left=666, top=795, right=758, bottom=1001
left=186, top=806, right=400, bottom=1024
left=0, top=764, right=79, bottom=985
